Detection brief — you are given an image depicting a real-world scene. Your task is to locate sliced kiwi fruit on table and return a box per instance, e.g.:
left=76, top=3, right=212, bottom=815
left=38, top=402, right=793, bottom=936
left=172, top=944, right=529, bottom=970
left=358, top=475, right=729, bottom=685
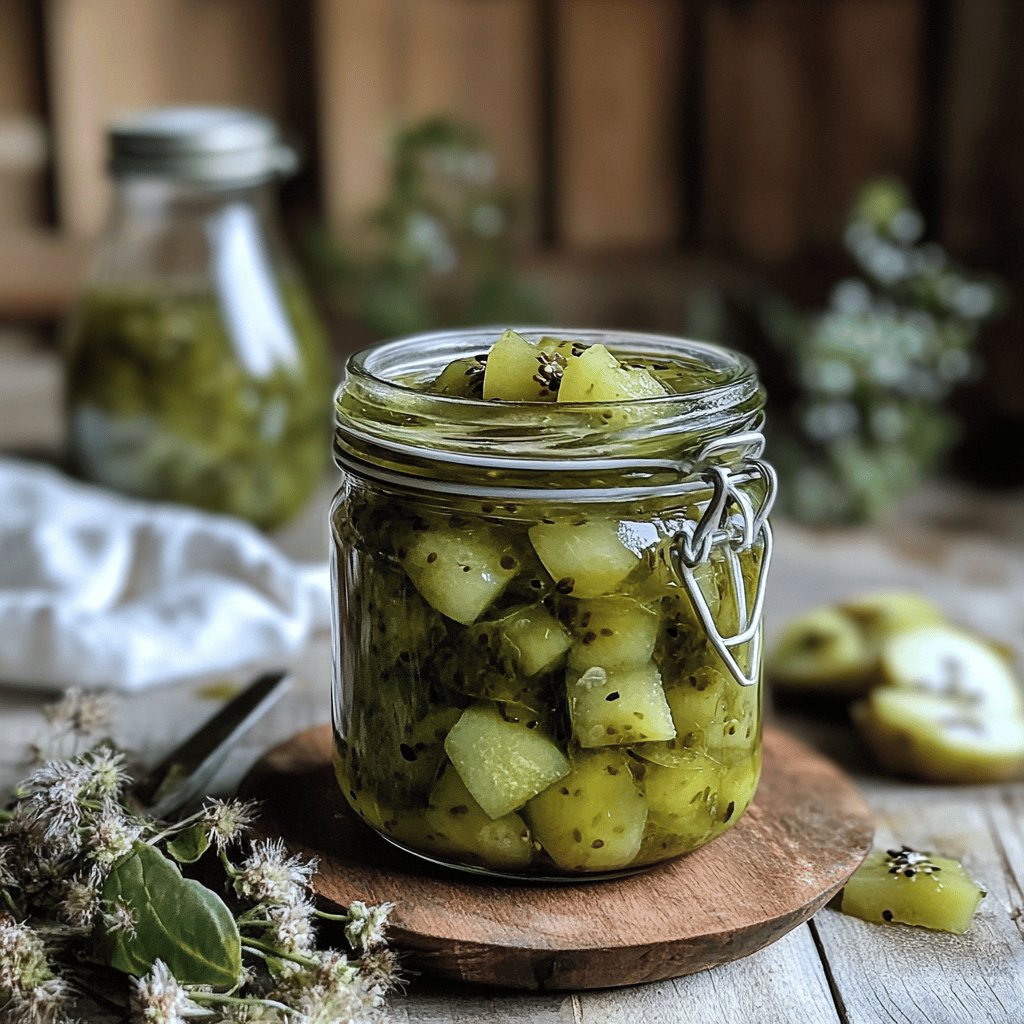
left=839, top=845, right=986, bottom=934
left=769, top=591, right=1024, bottom=783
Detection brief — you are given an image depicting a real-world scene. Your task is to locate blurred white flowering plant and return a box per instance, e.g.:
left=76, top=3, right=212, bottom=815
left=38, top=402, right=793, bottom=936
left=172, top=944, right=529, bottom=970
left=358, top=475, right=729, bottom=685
left=763, top=178, right=1003, bottom=523
left=307, top=117, right=547, bottom=339
left=0, top=692, right=398, bottom=1024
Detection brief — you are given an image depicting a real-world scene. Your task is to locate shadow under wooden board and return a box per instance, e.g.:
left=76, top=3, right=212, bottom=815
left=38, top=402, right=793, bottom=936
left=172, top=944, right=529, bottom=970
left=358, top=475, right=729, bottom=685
left=241, top=725, right=874, bottom=990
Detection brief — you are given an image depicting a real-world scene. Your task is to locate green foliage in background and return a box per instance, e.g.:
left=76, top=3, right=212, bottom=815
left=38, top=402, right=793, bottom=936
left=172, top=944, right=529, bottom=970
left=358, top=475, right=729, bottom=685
left=764, top=178, right=1003, bottom=524
left=306, top=118, right=547, bottom=339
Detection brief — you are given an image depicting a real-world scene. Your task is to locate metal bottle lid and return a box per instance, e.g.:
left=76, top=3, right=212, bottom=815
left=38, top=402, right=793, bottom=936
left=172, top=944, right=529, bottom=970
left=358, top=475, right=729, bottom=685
left=108, top=106, right=297, bottom=185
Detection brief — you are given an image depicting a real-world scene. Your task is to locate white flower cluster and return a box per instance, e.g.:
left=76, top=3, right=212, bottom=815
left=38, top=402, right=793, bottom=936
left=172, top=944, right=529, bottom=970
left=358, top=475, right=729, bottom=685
left=0, top=915, right=71, bottom=1024
left=2, top=691, right=400, bottom=1024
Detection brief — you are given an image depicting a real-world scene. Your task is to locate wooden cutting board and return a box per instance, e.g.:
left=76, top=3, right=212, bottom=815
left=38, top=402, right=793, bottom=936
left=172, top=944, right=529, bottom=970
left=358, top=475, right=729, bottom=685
left=241, top=725, right=873, bottom=990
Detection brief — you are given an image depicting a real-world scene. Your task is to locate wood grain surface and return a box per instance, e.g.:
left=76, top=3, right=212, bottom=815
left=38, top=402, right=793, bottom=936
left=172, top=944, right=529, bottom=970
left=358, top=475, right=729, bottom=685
left=241, top=724, right=874, bottom=990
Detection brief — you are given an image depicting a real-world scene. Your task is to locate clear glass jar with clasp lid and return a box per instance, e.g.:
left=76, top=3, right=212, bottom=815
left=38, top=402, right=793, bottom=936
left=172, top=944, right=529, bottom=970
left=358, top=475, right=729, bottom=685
left=65, top=107, right=332, bottom=529
left=330, top=328, right=777, bottom=879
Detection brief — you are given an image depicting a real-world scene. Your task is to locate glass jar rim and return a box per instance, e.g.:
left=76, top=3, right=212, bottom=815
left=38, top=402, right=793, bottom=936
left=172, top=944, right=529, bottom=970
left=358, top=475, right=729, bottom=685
left=346, top=326, right=757, bottom=403
left=335, top=327, right=766, bottom=490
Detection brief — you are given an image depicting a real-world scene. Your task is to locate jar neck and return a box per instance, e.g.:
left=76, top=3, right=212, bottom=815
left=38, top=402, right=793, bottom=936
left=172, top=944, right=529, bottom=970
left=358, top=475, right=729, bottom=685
left=91, top=177, right=292, bottom=291
left=335, top=329, right=767, bottom=496
left=108, top=177, right=277, bottom=225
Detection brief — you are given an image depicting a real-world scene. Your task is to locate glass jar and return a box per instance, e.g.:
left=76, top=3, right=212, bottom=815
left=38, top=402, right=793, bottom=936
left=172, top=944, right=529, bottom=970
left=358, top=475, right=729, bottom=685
left=65, top=107, right=332, bottom=529
left=330, top=328, right=776, bottom=879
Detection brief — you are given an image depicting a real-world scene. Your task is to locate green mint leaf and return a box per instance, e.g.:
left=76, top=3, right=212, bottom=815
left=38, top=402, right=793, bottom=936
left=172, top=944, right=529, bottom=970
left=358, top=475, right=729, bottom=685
left=166, top=824, right=211, bottom=864
left=102, top=841, right=241, bottom=986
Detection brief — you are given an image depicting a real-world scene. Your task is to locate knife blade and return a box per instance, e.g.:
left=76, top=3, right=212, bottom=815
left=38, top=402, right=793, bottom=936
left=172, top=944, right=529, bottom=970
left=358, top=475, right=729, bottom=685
left=132, top=669, right=291, bottom=818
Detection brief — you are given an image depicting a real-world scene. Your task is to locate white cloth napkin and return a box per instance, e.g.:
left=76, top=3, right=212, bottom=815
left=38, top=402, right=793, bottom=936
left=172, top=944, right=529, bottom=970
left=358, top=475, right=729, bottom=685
left=0, top=458, right=330, bottom=692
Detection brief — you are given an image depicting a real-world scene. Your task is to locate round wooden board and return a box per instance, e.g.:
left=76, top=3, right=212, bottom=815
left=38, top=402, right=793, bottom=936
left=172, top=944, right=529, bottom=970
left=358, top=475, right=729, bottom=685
left=241, top=725, right=874, bottom=991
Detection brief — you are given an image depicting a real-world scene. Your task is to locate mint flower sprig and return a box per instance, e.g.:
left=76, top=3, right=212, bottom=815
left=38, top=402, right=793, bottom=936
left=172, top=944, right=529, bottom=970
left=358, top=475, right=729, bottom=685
left=1, top=696, right=399, bottom=1024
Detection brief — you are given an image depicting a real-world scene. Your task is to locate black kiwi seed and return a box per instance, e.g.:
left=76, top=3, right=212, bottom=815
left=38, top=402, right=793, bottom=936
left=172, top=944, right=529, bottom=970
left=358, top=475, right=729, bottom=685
left=882, top=910, right=894, bottom=921
left=399, top=743, right=417, bottom=762
left=572, top=829, right=583, bottom=843
left=605, top=691, right=621, bottom=702
left=591, top=839, right=605, bottom=849
left=500, top=555, right=517, bottom=570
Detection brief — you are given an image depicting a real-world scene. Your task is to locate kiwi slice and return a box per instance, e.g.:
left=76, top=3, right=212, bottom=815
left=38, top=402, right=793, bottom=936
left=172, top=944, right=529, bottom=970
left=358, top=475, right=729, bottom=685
left=839, top=591, right=945, bottom=639
left=879, top=625, right=1023, bottom=713
left=852, top=688, right=1024, bottom=783
left=841, top=847, right=986, bottom=933
left=771, top=607, right=875, bottom=696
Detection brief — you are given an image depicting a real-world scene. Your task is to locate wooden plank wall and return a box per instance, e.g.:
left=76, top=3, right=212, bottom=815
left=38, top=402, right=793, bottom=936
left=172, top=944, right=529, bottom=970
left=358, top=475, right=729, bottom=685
left=3, top=0, right=934, bottom=256
left=0, top=0, right=1020, bottom=340
left=42, top=0, right=289, bottom=235
left=0, top=0, right=48, bottom=228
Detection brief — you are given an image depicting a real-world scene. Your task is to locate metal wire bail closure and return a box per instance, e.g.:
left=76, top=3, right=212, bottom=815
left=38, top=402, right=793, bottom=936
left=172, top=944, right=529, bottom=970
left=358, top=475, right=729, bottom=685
left=669, top=430, right=778, bottom=689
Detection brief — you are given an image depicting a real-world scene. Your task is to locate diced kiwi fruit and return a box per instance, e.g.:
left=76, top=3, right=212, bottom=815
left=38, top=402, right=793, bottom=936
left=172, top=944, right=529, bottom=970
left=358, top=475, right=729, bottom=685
left=879, top=625, right=1024, bottom=713
left=424, top=765, right=533, bottom=870
left=440, top=607, right=564, bottom=707
left=840, top=847, right=986, bottom=933
left=770, top=607, right=875, bottom=695
left=399, top=525, right=520, bottom=625
left=557, top=344, right=665, bottom=403
left=639, top=749, right=720, bottom=840
left=431, top=355, right=487, bottom=398
left=354, top=565, right=448, bottom=672
left=568, top=662, right=676, bottom=748
left=663, top=666, right=729, bottom=748
left=529, top=520, right=639, bottom=599
left=852, top=688, right=1024, bottom=783
left=631, top=530, right=721, bottom=613
left=526, top=749, right=647, bottom=871
left=566, top=597, right=660, bottom=671
left=713, top=697, right=761, bottom=766
left=344, top=696, right=461, bottom=807
left=482, top=329, right=561, bottom=401
left=501, top=605, right=572, bottom=677
left=444, top=702, right=570, bottom=819
left=709, top=758, right=760, bottom=833
left=634, top=824, right=697, bottom=866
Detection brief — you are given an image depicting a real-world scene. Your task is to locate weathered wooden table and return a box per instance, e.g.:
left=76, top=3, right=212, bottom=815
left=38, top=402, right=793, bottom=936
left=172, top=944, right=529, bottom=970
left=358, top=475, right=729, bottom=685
left=2, top=349, right=1023, bottom=1022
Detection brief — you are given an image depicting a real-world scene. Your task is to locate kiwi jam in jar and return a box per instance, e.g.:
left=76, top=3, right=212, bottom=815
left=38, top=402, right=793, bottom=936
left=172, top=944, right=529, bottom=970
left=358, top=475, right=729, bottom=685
left=330, top=328, right=777, bottom=879
left=65, top=108, right=331, bottom=529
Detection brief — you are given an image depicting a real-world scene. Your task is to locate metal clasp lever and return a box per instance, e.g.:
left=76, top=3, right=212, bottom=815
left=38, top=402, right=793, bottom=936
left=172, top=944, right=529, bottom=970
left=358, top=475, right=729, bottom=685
left=670, top=436, right=777, bottom=689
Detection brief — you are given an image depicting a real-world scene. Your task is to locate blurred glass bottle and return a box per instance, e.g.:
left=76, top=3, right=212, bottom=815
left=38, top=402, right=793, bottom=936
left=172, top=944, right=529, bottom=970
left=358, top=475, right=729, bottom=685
left=65, top=107, right=332, bottom=529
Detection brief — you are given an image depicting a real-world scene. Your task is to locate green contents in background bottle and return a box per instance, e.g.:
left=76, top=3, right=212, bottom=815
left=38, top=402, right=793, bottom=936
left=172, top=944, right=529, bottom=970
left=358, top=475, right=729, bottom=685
left=65, top=107, right=332, bottom=529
